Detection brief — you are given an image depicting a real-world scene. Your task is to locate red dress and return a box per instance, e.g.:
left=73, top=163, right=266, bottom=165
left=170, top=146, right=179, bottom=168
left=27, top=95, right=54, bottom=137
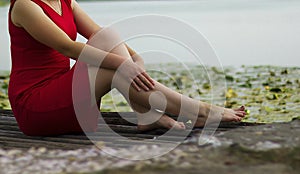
left=8, top=0, right=98, bottom=136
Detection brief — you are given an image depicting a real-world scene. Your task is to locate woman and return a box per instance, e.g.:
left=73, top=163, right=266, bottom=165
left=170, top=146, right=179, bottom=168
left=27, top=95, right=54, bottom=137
left=8, top=0, right=246, bottom=136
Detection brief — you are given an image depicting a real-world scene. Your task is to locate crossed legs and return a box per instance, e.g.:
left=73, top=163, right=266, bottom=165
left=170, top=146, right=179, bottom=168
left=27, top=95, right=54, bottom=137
left=84, top=29, right=246, bottom=131
left=88, top=63, right=245, bottom=131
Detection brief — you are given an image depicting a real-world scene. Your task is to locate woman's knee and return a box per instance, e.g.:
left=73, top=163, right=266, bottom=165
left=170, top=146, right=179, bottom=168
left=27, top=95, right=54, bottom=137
left=87, top=27, right=123, bottom=52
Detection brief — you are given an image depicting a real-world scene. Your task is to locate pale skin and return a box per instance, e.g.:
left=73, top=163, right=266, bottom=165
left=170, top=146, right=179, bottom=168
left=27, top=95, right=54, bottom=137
left=11, top=0, right=246, bottom=131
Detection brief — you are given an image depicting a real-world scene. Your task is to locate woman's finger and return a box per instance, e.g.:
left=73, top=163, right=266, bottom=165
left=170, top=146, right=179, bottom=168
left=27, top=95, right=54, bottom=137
left=141, top=72, right=155, bottom=86
left=141, top=72, right=155, bottom=88
left=139, top=73, right=155, bottom=90
left=145, top=73, right=155, bottom=86
left=134, top=76, right=149, bottom=91
left=131, top=81, right=141, bottom=92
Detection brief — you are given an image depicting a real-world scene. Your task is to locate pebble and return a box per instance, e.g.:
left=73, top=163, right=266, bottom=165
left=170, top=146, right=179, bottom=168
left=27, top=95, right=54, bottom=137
left=7, top=149, right=22, bottom=157
left=0, top=145, right=188, bottom=174
left=198, top=135, right=222, bottom=147
left=0, top=116, right=298, bottom=174
left=251, top=141, right=281, bottom=151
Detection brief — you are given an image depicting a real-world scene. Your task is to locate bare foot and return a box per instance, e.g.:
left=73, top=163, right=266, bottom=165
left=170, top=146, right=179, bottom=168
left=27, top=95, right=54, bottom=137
left=194, top=105, right=246, bottom=127
left=137, top=114, right=186, bottom=132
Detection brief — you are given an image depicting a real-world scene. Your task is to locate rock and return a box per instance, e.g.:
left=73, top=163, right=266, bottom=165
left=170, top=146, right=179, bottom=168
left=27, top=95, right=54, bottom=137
left=198, top=135, right=221, bottom=147
left=0, top=118, right=299, bottom=174
left=7, top=149, right=22, bottom=157
left=251, top=141, right=281, bottom=151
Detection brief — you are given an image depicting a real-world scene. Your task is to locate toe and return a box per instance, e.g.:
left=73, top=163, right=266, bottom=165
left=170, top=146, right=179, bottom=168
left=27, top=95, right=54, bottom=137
left=173, top=121, right=186, bottom=130
left=234, top=106, right=245, bottom=111
left=179, top=122, right=186, bottom=129
left=234, top=116, right=242, bottom=122
left=235, top=111, right=246, bottom=117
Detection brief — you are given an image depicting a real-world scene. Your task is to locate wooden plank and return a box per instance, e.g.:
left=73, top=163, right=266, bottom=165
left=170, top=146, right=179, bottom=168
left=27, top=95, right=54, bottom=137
left=0, top=131, right=93, bottom=145
left=0, top=136, right=90, bottom=150
left=0, top=124, right=20, bottom=131
left=0, top=110, right=252, bottom=150
left=0, top=110, right=14, bottom=116
left=0, top=116, right=15, bottom=120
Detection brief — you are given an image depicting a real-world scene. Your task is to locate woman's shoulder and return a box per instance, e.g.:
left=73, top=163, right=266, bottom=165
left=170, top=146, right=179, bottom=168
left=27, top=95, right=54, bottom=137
left=12, top=0, right=45, bottom=18
left=11, top=0, right=43, bottom=26
left=13, top=0, right=34, bottom=6
left=13, top=0, right=42, bottom=11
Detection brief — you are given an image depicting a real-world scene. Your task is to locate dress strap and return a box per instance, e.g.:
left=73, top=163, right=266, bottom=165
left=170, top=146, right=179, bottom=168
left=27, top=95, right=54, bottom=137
left=10, top=0, right=16, bottom=5
left=9, top=0, right=17, bottom=13
left=63, top=0, right=73, bottom=11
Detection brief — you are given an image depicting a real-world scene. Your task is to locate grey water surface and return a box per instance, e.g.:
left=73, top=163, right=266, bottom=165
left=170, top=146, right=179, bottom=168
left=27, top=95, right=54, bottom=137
left=1, top=0, right=300, bottom=70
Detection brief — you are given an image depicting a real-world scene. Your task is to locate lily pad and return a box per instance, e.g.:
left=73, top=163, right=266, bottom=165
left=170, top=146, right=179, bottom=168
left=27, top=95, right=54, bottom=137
left=269, top=87, right=283, bottom=93
left=1, top=64, right=298, bottom=124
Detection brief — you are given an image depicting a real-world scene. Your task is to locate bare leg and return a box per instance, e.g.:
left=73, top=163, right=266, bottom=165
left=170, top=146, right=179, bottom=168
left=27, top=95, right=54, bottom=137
left=131, top=102, right=186, bottom=131
left=90, top=66, right=245, bottom=130
left=86, top=28, right=188, bottom=130
left=85, top=29, right=245, bottom=131
left=125, top=81, right=246, bottom=127
left=89, top=66, right=186, bottom=131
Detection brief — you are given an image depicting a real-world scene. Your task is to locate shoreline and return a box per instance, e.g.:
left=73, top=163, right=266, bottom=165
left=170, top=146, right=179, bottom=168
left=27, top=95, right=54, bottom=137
left=1, top=64, right=299, bottom=123
left=1, top=63, right=300, bottom=73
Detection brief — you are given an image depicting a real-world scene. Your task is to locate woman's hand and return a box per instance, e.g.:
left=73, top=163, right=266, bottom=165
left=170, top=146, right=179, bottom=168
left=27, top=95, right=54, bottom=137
left=117, top=59, right=155, bottom=92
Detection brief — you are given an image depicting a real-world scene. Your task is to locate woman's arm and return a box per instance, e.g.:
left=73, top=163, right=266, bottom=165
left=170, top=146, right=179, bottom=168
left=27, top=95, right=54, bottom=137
left=11, top=0, right=153, bottom=91
left=11, top=0, right=126, bottom=69
left=71, top=0, right=144, bottom=67
left=71, top=0, right=101, bottom=39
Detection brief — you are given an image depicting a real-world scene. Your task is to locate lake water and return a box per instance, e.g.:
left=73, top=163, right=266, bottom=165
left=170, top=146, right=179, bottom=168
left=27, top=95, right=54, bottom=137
left=1, top=0, right=300, bottom=70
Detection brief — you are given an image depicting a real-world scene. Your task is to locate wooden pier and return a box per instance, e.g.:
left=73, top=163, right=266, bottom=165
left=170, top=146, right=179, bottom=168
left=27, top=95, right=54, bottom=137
left=0, top=110, right=254, bottom=150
